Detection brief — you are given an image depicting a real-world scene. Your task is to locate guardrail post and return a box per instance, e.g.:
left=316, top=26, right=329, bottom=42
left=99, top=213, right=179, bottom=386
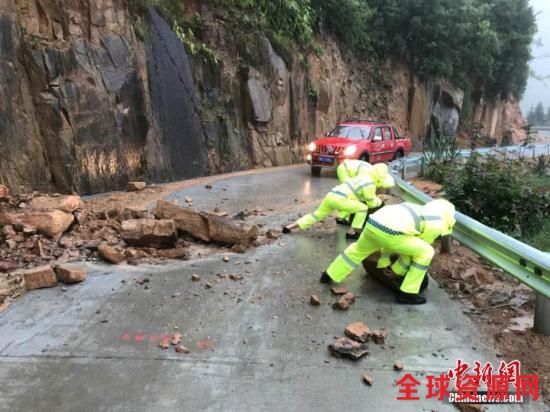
left=440, top=235, right=452, bottom=254
left=534, top=293, right=550, bottom=335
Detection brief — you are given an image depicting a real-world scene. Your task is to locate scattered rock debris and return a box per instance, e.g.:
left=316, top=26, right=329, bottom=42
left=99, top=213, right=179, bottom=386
left=136, top=276, right=150, bottom=285
left=362, top=373, right=374, bottom=386
left=331, top=286, right=348, bottom=295
left=453, top=403, right=485, bottom=412
left=345, top=322, right=371, bottom=343
left=158, top=339, right=170, bottom=350
left=394, top=361, right=404, bottom=371
left=171, top=333, right=182, bottom=345
left=175, top=344, right=190, bottom=353
left=371, top=329, right=387, bottom=345
left=333, top=292, right=355, bottom=310
left=310, top=294, right=320, bottom=306
left=328, top=337, right=369, bottom=360
left=191, top=274, right=200, bottom=282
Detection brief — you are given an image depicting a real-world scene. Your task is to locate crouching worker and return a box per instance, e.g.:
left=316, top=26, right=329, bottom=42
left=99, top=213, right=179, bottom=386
left=335, top=159, right=373, bottom=226
left=320, top=199, right=456, bottom=305
left=283, top=163, right=395, bottom=239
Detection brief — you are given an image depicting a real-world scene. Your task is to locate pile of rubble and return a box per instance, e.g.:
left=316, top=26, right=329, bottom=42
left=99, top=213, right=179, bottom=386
left=0, top=182, right=261, bottom=310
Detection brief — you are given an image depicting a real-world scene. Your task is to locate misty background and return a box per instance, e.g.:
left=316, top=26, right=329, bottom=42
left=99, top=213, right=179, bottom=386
left=520, top=0, right=550, bottom=114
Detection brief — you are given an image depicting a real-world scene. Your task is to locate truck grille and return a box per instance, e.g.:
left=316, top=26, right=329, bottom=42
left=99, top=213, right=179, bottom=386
left=316, top=145, right=345, bottom=155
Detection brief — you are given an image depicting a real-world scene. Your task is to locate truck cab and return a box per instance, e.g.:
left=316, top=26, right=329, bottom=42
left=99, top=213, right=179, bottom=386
left=306, top=121, right=411, bottom=176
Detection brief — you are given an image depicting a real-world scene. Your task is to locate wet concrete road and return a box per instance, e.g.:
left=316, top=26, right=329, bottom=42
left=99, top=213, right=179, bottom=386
left=0, top=166, right=544, bottom=411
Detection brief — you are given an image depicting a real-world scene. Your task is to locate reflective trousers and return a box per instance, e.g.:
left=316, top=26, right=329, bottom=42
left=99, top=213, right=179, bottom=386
left=326, top=223, right=434, bottom=294
left=296, top=192, right=368, bottom=231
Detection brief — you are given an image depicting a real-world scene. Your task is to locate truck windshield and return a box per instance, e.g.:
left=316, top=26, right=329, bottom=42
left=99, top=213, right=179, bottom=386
left=327, top=126, right=371, bottom=140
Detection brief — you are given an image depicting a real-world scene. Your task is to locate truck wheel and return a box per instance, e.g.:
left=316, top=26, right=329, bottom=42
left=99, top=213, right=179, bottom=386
left=311, top=166, right=321, bottom=177
left=393, top=150, right=404, bottom=160
left=360, top=153, right=370, bottom=162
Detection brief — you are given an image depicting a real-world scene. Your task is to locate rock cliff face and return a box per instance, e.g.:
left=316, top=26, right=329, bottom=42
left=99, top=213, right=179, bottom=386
left=0, top=1, right=527, bottom=194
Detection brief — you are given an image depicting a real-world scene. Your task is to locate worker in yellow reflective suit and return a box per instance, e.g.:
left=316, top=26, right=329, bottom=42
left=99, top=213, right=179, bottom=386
left=335, top=159, right=373, bottom=226
left=336, top=159, right=373, bottom=183
left=283, top=163, right=395, bottom=239
left=320, top=199, right=456, bottom=304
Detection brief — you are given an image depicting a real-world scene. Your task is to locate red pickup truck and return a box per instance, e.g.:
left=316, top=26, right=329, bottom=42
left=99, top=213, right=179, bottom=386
left=306, top=121, right=412, bottom=176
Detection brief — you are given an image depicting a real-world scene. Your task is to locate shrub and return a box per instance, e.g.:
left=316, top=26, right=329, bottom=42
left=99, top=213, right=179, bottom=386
left=444, top=154, right=550, bottom=236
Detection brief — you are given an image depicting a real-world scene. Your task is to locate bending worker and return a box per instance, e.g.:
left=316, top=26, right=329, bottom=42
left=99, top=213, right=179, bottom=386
left=283, top=163, right=395, bottom=239
left=336, top=159, right=372, bottom=183
left=335, top=159, right=373, bottom=226
left=320, top=199, right=456, bottom=304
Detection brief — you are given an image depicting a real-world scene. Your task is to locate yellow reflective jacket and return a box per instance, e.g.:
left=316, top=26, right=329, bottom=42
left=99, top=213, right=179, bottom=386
left=369, top=202, right=454, bottom=242
left=330, top=174, right=381, bottom=209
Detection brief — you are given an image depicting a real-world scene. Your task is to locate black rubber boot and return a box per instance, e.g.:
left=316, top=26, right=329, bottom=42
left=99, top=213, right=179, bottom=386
left=335, top=218, right=350, bottom=226
left=345, top=231, right=360, bottom=240
left=419, top=274, right=429, bottom=292
left=320, top=271, right=333, bottom=285
left=396, top=291, right=427, bottom=305
left=282, top=226, right=291, bottom=234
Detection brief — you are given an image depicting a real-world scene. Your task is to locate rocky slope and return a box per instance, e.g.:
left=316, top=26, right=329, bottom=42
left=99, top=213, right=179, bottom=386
left=0, top=0, right=526, bottom=195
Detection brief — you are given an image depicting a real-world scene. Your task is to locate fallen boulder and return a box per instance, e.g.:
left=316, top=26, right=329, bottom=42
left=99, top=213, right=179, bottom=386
left=155, top=200, right=259, bottom=246
left=17, top=265, right=57, bottom=290
left=29, top=195, right=84, bottom=213
left=54, top=265, right=86, bottom=284
left=121, top=219, right=177, bottom=248
left=0, top=210, right=74, bottom=239
left=156, top=247, right=189, bottom=259
left=98, top=243, right=125, bottom=264
left=127, top=182, right=146, bottom=192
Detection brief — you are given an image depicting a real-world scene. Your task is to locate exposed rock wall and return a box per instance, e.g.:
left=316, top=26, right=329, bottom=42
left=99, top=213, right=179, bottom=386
left=0, top=1, right=527, bottom=195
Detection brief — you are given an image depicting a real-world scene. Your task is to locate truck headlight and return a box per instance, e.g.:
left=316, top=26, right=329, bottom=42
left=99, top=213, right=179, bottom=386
left=308, top=142, right=316, bottom=152
left=343, top=145, right=357, bottom=156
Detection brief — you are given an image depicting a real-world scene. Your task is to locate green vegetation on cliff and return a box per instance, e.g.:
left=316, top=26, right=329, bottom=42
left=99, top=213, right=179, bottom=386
left=127, top=0, right=535, bottom=99
left=209, top=0, right=535, bottom=99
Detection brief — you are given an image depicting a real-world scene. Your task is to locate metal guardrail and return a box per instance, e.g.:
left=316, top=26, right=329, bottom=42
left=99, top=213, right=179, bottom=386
left=388, top=144, right=550, bottom=333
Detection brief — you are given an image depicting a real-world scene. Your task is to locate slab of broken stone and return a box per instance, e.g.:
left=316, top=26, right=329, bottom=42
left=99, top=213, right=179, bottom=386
left=333, top=292, right=355, bottom=310
left=29, top=195, right=84, bottom=213
left=98, top=243, right=125, bottom=264
left=53, top=265, right=86, bottom=284
left=15, top=265, right=57, bottom=290
left=0, top=209, right=74, bottom=240
left=154, top=200, right=259, bottom=247
left=328, top=337, right=369, bottom=360
left=120, top=218, right=177, bottom=248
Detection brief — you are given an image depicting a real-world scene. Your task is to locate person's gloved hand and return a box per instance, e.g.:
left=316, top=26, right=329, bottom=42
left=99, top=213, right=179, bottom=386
left=369, top=200, right=385, bottom=214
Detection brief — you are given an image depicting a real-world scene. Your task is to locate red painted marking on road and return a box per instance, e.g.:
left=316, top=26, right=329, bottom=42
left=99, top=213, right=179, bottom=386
left=119, top=334, right=130, bottom=341
left=149, top=334, right=172, bottom=342
left=134, top=333, right=145, bottom=342
left=196, top=339, right=216, bottom=350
